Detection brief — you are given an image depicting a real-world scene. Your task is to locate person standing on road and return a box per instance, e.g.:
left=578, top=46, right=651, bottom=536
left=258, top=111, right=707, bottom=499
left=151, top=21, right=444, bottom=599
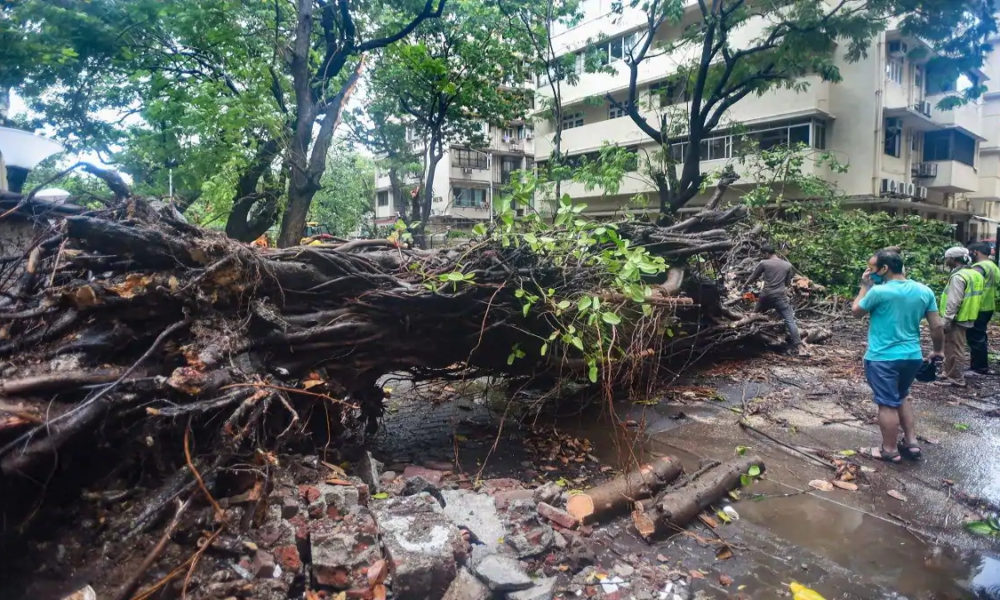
left=967, top=241, right=998, bottom=374
left=746, top=244, right=806, bottom=356
left=852, top=250, right=944, bottom=463
left=937, top=246, right=985, bottom=387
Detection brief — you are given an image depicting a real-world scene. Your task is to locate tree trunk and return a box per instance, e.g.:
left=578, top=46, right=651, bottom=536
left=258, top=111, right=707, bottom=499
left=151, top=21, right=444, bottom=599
left=225, top=139, right=282, bottom=242
left=416, top=136, right=444, bottom=248
left=565, top=456, right=682, bottom=524
left=642, top=455, right=764, bottom=538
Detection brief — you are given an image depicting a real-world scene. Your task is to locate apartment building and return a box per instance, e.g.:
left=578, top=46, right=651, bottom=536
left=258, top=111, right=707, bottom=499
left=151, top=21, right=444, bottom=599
left=372, top=123, right=534, bottom=229
left=532, top=0, right=1000, bottom=242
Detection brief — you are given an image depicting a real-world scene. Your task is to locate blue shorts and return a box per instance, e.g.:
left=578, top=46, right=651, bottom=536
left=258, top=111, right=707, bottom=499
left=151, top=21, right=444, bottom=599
left=864, top=359, right=923, bottom=408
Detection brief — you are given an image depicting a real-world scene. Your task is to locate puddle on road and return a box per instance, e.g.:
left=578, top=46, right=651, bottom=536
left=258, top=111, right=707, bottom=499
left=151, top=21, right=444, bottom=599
left=556, top=399, right=1000, bottom=599
left=736, top=481, right=975, bottom=599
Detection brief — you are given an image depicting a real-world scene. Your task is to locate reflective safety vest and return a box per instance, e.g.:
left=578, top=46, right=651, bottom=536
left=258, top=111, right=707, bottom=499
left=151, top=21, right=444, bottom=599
left=940, top=267, right=985, bottom=322
left=974, top=259, right=1000, bottom=312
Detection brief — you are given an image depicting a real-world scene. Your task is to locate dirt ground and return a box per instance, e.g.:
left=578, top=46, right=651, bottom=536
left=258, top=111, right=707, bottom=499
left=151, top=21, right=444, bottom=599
left=4, top=319, right=999, bottom=600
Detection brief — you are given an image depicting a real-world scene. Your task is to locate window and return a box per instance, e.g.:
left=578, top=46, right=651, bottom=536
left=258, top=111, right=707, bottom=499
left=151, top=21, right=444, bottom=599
left=561, top=111, right=584, bottom=129
left=887, top=57, right=904, bottom=84
left=698, top=136, right=731, bottom=160
left=454, top=148, right=487, bottom=169
left=502, top=128, right=515, bottom=142
left=608, top=101, right=631, bottom=120
left=813, top=121, right=827, bottom=149
left=650, top=78, right=689, bottom=107
left=924, top=130, right=977, bottom=166
left=453, top=187, right=487, bottom=207
left=788, top=123, right=810, bottom=146
left=884, top=118, right=902, bottom=157
left=669, top=142, right=688, bottom=163
left=376, top=191, right=389, bottom=207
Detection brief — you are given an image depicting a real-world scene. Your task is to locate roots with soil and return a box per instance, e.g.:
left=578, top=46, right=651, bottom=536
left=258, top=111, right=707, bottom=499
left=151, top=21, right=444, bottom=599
left=0, top=176, right=826, bottom=554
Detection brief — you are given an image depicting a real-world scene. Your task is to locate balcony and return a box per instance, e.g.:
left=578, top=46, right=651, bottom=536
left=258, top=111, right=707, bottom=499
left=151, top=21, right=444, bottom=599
left=927, top=95, right=984, bottom=139
left=923, top=160, right=979, bottom=192
left=450, top=165, right=491, bottom=184
left=884, top=99, right=938, bottom=131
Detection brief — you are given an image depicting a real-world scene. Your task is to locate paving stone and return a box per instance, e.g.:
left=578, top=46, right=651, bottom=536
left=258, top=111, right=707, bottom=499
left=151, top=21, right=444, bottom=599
left=441, top=489, right=505, bottom=550
left=373, top=493, right=466, bottom=600
left=471, top=554, right=533, bottom=592
left=310, top=508, right=381, bottom=588
left=507, top=576, right=557, bottom=600
left=441, top=567, right=491, bottom=600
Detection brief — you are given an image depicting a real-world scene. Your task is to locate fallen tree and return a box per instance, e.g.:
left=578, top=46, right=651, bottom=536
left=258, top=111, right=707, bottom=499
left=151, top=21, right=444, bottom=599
left=0, top=173, right=824, bottom=545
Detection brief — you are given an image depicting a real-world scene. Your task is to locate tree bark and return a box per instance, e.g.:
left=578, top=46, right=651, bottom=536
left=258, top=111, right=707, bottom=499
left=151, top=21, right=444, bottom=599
left=642, top=455, right=764, bottom=538
left=225, top=139, right=282, bottom=242
left=565, top=455, right=682, bottom=524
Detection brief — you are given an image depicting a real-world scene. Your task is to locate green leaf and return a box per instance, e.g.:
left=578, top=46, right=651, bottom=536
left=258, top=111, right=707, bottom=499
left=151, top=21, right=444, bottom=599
left=964, top=520, right=998, bottom=536
left=735, top=445, right=750, bottom=456
left=601, top=312, right=622, bottom=325
left=954, top=423, right=970, bottom=432
left=471, top=223, right=487, bottom=236
left=557, top=300, right=571, bottom=310
left=739, top=474, right=752, bottom=487
left=570, top=336, right=584, bottom=351
left=578, top=296, right=592, bottom=311
left=372, top=492, right=390, bottom=500
left=522, top=303, right=530, bottom=317
left=540, top=343, right=548, bottom=356
left=588, top=364, right=598, bottom=383
left=837, top=449, right=856, bottom=457
left=747, top=465, right=761, bottom=477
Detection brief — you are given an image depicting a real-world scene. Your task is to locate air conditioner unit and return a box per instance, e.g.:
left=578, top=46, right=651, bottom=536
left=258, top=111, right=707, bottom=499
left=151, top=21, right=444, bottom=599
left=915, top=100, right=932, bottom=117
left=880, top=178, right=891, bottom=196
left=915, top=162, right=938, bottom=178
left=515, top=208, right=526, bottom=217
left=905, top=182, right=916, bottom=197
left=916, top=186, right=928, bottom=199
left=462, top=167, right=473, bottom=174
left=888, top=40, right=908, bottom=57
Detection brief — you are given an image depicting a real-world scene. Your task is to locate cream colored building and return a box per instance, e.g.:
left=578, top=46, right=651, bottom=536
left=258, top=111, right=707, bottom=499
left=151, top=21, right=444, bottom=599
left=372, top=123, right=534, bottom=229
left=532, top=0, right=1000, bottom=242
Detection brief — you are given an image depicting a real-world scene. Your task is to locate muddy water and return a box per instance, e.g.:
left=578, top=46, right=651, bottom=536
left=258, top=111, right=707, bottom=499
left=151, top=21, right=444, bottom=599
left=557, top=399, right=1000, bottom=600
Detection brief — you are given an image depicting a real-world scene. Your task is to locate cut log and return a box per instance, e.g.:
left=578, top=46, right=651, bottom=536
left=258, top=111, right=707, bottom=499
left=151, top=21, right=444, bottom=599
left=643, top=455, right=764, bottom=538
left=565, top=455, right=682, bottom=524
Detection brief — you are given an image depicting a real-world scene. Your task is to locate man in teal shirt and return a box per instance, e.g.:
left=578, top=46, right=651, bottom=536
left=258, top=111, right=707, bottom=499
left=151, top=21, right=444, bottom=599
left=852, top=250, right=944, bottom=463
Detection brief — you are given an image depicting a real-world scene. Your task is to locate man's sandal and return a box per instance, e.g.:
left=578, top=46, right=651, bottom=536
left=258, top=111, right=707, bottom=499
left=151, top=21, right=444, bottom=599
left=860, top=447, right=902, bottom=463
left=897, top=441, right=922, bottom=461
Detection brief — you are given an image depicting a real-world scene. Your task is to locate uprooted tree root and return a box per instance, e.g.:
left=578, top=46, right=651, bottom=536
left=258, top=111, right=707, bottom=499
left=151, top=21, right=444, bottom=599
left=0, top=185, right=827, bottom=563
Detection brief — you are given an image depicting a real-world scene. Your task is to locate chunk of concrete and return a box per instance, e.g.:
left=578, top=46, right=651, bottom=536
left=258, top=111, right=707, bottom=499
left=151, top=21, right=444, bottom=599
left=402, top=465, right=448, bottom=486
left=358, top=451, right=383, bottom=493
left=507, top=576, right=557, bottom=600
left=316, top=482, right=359, bottom=515
left=442, top=567, right=491, bottom=600
left=310, top=508, right=381, bottom=588
left=373, top=493, right=466, bottom=599
left=471, top=554, right=533, bottom=592
left=441, top=489, right=505, bottom=550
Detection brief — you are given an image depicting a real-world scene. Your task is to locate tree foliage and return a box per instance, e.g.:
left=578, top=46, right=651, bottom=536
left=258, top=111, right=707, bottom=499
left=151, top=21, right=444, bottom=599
left=610, top=0, right=997, bottom=215
left=308, top=144, right=376, bottom=237
left=366, top=0, right=532, bottom=239
left=1, top=0, right=446, bottom=245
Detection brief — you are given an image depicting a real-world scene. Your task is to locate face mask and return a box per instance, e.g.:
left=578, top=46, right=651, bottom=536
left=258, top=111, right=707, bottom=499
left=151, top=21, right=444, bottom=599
left=870, top=273, right=885, bottom=285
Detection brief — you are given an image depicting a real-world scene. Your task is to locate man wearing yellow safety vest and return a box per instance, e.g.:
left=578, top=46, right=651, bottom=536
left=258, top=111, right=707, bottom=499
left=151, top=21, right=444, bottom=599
left=936, top=246, right=985, bottom=387
left=968, top=241, right=999, bottom=375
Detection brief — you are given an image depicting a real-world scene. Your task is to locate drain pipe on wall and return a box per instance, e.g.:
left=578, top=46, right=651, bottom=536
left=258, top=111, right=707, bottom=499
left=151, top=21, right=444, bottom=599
left=873, top=32, right=886, bottom=197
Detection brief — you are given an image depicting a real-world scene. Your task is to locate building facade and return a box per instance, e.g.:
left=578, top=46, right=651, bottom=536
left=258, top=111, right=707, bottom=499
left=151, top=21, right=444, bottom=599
left=372, top=123, right=534, bottom=229
left=532, top=0, right=1000, bottom=241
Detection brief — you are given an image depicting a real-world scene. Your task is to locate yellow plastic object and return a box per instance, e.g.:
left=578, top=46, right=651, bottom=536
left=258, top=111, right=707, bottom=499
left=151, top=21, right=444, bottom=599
left=789, top=582, right=826, bottom=600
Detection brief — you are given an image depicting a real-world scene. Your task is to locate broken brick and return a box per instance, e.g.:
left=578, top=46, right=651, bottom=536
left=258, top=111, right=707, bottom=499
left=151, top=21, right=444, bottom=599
left=537, top=502, right=577, bottom=529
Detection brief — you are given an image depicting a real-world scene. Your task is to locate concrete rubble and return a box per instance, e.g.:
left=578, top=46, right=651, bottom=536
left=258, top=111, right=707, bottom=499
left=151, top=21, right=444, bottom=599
left=177, top=450, right=689, bottom=600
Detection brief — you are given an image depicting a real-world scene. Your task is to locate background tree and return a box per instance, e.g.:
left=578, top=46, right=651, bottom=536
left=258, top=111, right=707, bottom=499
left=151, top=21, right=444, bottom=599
left=1, top=0, right=446, bottom=245
left=307, top=142, right=376, bottom=237
left=366, top=0, right=532, bottom=243
left=608, top=0, right=997, bottom=216
left=497, top=0, right=584, bottom=203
